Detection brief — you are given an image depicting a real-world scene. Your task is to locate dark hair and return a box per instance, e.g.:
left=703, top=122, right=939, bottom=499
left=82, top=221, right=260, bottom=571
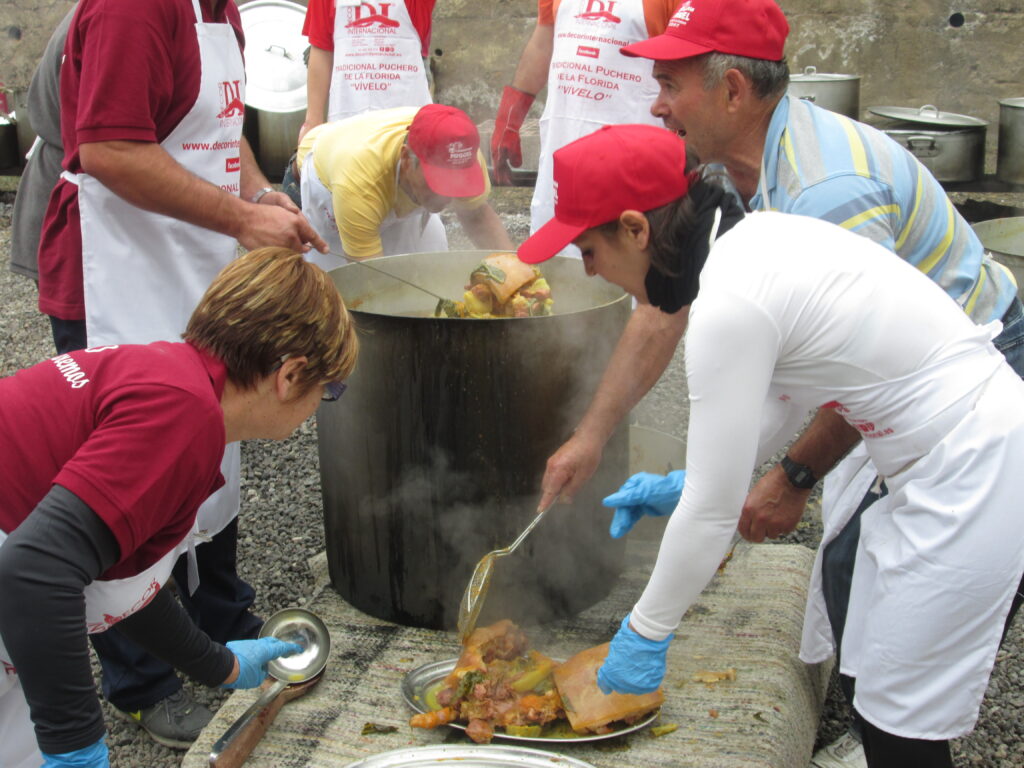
left=702, top=51, right=790, bottom=100
left=596, top=167, right=734, bottom=277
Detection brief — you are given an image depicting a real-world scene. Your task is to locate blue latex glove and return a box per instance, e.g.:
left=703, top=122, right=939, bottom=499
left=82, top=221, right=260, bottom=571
left=223, top=637, right=303, bottom=689
left=596, top=615, right=673, bottom=695
left=602, top=470, right=686, bottom=538
left=41, top=736, right=109, bottom=768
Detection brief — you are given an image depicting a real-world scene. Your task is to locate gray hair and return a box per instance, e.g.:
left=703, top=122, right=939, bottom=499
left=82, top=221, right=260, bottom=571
left=701, top=52, right=790, bottom=100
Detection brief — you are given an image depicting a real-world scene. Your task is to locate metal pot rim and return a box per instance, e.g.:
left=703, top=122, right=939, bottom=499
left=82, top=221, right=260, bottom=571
left=789, top=65, right=860, bottom=83
left=869, top=104, right=987, bottom=128
left=999, top=97, right=1024, bottom=109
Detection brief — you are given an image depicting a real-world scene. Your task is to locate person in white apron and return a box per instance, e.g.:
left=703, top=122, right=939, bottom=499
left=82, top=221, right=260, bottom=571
left=490, top=1, right=677, bottom=237
left=41, top=0, right=324, bottom=747
left=0, top=248, right=359, bottom=768
left=295, top=105, right=513, bottom=271
left=516, top=124, right=1024, bottom=768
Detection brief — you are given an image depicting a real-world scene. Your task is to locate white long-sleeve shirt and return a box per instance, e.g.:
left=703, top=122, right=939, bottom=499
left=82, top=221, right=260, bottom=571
left=630, top=211, right=1005, bottom=641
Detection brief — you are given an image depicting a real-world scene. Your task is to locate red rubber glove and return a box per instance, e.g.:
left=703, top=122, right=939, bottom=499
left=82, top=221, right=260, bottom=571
left=491, top=86, right=536, bottom=185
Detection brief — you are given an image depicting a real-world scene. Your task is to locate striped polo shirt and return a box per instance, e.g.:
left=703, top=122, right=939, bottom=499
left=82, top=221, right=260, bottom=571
left=749, top=95, right=1017, bottom=324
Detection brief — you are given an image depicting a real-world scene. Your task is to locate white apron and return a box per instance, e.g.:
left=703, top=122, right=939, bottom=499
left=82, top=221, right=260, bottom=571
left=63, top=0, right=243, bottom=547
left=531, top=0, right=661, bottom=235
left=328, top=0, right=431, bottom=122
left=0, top=525, right=194, bottom=767
left=299, top=141, right=447, bottom=271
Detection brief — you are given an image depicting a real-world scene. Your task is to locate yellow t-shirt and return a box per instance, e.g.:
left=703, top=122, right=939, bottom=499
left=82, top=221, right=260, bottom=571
left=296, top=107, right=491, bottom=260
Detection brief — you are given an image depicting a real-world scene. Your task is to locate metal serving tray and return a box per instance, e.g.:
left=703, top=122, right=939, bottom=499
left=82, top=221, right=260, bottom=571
left=401, top=658, right=660, bottom=744
left=344, top=744, right=598, bottom=768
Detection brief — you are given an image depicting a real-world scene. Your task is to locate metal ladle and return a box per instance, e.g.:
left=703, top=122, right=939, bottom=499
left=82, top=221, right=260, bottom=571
left=456, top=501, right=555, bottom=643
left=336, top=253, right=463, bottom=317
left=209, top=608, right=331, bottom=764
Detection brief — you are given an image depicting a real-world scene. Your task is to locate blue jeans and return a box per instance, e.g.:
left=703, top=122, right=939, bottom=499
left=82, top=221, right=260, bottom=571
left=281, top=153, right=301, bottom=209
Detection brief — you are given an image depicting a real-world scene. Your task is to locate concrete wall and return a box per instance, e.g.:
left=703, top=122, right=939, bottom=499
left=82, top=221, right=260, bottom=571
left=3, top=1, right=1022, bottom=135
left=432, top=0, right=1024, bottom=128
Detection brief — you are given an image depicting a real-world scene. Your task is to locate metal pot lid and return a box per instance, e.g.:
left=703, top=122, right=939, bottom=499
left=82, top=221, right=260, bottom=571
left=789, top=65, right=859, bottom=83
left=239, top=0, right=308, bottom=113
left=343, top=745, right=599, bottom=768
left=868, top=104, right=987, bottom=128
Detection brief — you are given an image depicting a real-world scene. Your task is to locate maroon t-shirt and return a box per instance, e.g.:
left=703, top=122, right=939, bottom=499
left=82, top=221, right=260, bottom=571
left=37, top=0, right=244, bottom=320
left=0, top=342, right=227, bottom=580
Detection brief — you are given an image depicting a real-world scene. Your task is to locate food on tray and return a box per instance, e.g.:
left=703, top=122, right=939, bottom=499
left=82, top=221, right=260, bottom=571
left=552, top=642, right=664, bottom=734
left=440, top=254, right=553, bottom=318
left=408, top=619, right=662, bottom=743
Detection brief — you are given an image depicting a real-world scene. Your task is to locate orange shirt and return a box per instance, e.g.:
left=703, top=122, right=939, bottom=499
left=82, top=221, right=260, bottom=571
left=538, top=0, right=679, bottom=37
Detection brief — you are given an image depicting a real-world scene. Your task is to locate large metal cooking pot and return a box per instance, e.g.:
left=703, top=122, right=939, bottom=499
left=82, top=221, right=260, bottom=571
left=997, top=98, right=1024, bottom=186
left=972, top=217, right=1024, bottom=300
left=318, top=251, right=632, bottom=630
left=239, top=0, right=308, bottom=179
left=870, top=105, right=988, bottom=183
left=787, top=66, right=860, bottom=119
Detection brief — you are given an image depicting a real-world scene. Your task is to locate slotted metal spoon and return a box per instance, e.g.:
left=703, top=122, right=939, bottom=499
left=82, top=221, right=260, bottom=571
left=456, top=501, right=555, bottom=643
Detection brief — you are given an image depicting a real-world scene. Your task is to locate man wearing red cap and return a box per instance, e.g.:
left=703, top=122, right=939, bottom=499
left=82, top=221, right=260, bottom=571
left=537, top=1, right=1024, bottom=767
left=295, top=104, right=513, bottom=268
left=489, top=0, right=679, bottom=235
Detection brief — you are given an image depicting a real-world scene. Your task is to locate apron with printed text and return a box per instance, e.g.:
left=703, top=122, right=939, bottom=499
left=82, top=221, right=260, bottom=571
left=64, top=0, right=243, bottom=546
left=328, top=0, right=431, bottom=122
left=532, top=0, right=660, bottom=234
left=299, top=139, right=446, bottom=270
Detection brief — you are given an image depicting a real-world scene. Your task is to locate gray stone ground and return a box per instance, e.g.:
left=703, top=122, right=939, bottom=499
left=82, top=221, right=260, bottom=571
left=0, top=191, right=1021, bottom=766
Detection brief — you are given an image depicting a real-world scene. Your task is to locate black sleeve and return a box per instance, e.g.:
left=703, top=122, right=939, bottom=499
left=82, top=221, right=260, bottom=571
left=114, top=585, right=234, bottom=687
left=0, top=485, right=119, bottom=754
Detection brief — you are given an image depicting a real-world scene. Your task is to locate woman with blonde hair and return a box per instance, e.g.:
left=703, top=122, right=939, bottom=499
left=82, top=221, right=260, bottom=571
left=0, top=248, right=357, bottom=768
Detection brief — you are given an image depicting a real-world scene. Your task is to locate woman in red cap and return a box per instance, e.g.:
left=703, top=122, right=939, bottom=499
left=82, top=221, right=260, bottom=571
left=517, top=123, right=1024, bottom=768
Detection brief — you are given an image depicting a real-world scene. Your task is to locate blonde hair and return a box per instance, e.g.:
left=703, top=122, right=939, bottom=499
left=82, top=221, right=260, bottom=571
left=184, top=248, right=358, bottom=393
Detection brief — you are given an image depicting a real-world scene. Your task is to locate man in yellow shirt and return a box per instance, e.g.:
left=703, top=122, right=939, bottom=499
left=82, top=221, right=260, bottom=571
left=296, top=104, right=513, bottom=268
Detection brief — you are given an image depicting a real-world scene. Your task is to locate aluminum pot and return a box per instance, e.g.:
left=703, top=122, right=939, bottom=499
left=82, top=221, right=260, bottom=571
left=870, top=105, right=988, bottom=183
left=883, top=127, right=984, bottom=183
left=787, top=66, right=860, bottom=119
left=239, top=0, right=307, bottom=179
left=997, top=98, right=1024, bottom=186
left=318, top=251, right=632, bottom=630
left=972, top=217, right=1024, bottom=300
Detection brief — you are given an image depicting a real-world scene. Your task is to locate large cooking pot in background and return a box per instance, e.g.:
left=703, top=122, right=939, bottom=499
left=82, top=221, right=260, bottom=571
left=972, top=217, right=1024, bottom=300
left=318, top=251, right=632, bottom=630
left=787, top=66, right=860, bottom=119
left=997, top=98, right=1024, bottom=186
left=869, top=105, right=987, bottom=183
left=238, top=0, right=308, bottom=181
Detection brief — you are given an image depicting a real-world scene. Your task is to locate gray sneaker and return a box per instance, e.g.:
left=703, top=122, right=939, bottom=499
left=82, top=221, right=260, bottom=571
left=810, top=731, right=867, bottom=768
left=115, top=689, right=213, bottom=749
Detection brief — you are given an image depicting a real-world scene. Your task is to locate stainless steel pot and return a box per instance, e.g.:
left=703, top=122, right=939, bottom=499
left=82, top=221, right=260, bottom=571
left=997, top=98, right=1024, bottom=186
left=787, top=66, right=860, bottom=119
left=883, top=127, right=984, bottom=183
left=318, top=251, right=632, bottom=630
left=239, top=0, right=307, bottom=178
left=870, top=105, right=988, bottom=183
left=972, top=217, right=1024, bottom=300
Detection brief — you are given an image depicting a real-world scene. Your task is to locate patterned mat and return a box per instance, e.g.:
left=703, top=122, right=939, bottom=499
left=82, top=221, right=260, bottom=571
left=185, top=539, right=829, bottom=768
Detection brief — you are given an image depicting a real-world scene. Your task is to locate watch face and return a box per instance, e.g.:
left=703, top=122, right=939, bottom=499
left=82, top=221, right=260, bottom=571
left=782, top=457, right=817, bottom=489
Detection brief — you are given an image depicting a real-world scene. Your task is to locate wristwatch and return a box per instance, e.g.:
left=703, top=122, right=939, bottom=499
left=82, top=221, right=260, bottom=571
left=780, top=455, right=818, bottom=489
left=250, top=186, right=274, bottom=204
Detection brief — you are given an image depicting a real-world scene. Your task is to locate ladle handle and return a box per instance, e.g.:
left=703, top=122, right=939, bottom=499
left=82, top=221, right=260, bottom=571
left=209, top=678, right=289, bottom=768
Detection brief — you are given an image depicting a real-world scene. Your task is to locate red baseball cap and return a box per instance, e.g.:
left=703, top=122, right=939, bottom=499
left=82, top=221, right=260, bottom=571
left=407, top=104, right=485, bottom=198
left=621, top=0, right=788, bottom=62
left=518, top=125, right=690, bottom=265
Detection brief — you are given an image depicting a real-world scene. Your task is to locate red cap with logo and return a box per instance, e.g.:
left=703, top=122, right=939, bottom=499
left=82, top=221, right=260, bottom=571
left=517, top=125, right=690, bottom=265
left=621, top=0, right=788, bottom=62
left=407, top=104, right=485, bottom=198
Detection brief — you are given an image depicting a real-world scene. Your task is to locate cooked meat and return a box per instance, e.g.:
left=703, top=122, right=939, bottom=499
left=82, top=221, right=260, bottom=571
left=456, top=254, right=554, bottom=318
left=409, top=620, right=663, bottom=743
